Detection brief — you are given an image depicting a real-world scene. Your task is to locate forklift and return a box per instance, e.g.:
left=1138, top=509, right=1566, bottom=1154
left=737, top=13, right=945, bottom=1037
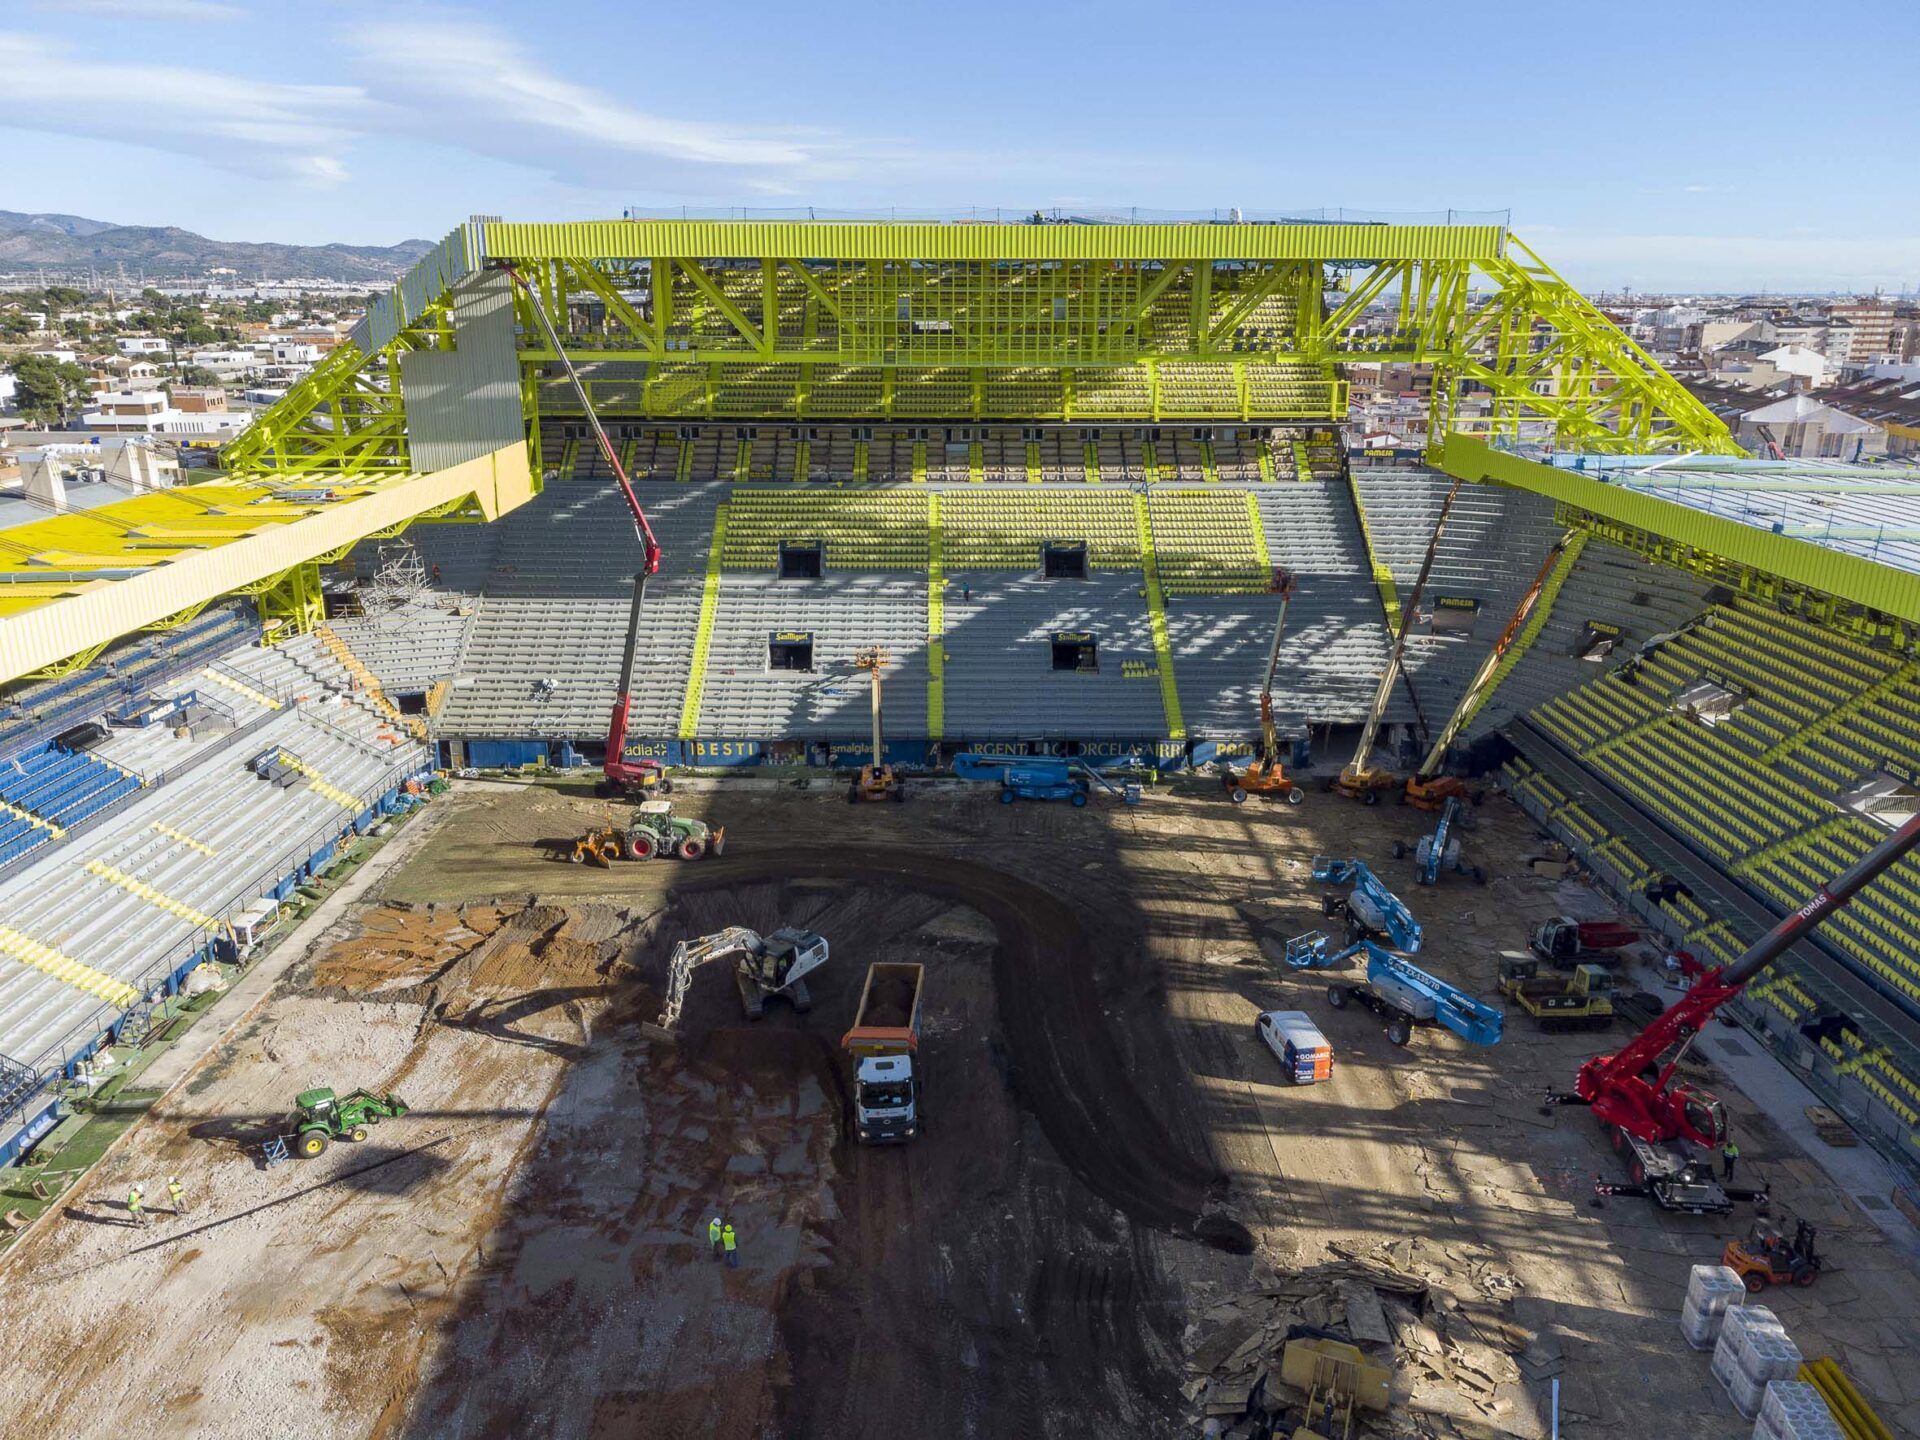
left=848, top=646, right=907, bottom=803
left=1221, top=569, right=1306, bottom=806
left=1723, top=1218, right=1822, bottom=1291
left=1332, top=478, right=1464, bottom=804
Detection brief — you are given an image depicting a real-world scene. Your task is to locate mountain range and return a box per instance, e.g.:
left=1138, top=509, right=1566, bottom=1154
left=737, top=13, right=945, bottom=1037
left=0, top=211, right=436, bottom=284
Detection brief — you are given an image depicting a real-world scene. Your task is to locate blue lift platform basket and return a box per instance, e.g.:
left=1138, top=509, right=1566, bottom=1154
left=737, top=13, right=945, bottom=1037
left=1324, top=941, right=1504, bottom=1049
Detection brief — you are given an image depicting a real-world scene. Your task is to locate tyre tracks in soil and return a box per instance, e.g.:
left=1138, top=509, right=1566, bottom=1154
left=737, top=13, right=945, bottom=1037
left=671, top=845, right=1252, bottom=1254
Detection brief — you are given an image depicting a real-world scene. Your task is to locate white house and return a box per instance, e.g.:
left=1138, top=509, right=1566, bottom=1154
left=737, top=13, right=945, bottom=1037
left=115, top=336, right=171, bottom=356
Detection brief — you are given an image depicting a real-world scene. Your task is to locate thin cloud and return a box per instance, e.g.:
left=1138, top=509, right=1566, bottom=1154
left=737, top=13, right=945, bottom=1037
left=0, top=31, right=366, bottom=183
left=341, top=15, right=866, bottom=191
left=42, top=0, right=247, bottom=19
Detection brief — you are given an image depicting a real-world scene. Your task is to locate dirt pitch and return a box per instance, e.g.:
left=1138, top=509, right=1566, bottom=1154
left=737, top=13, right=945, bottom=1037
left=1, top=776, right=1914, bottom=1439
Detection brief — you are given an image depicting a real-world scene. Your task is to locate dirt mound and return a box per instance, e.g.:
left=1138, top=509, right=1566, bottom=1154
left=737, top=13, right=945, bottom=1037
left=312, top=903, right=516, bottom=991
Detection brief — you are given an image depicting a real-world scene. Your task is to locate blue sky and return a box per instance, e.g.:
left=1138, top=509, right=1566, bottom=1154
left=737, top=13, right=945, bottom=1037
left=3, top=0, right=1915, bottom=291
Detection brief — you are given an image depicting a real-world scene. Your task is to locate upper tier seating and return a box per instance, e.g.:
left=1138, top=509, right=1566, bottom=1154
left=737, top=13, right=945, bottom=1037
left=1527, top=597, right=1920, bottom=1012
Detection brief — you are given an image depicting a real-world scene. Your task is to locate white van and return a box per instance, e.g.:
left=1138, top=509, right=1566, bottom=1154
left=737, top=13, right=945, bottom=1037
left=1256, top=1010, right=1333, bottom=1084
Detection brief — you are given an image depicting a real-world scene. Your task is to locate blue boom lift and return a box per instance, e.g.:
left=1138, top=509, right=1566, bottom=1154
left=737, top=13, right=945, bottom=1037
left=951, top=752, right=1143, bottom=806
left=1284, top=857, right=1422, bottom=969
left=1326, top=942, right=1505, bottom=1049
left=1391, top=798, right=1485, bottom=886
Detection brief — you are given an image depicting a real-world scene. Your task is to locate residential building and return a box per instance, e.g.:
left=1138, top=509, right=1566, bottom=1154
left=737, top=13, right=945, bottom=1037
left=115, top=336, right=171, bottom=357
left=1735, top=393, right=1888, bottom=460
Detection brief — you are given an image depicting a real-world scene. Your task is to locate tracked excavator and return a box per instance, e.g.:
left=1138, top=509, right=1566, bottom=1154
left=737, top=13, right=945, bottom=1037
left=497, top=261, right=669, bottom=800
left=1404, top=531, right=1574, bottom=810
left=1221, top=568, right=1306, bottom=805
left=1548, top=809, right=1920, bottom=1214
left=1332, top=477, right=1463, bottom=803
left=657, top=926, right=832, bottom=1026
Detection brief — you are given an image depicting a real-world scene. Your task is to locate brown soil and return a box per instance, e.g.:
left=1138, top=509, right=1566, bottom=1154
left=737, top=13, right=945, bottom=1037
left=2, top=777, right=1915, bottom=1440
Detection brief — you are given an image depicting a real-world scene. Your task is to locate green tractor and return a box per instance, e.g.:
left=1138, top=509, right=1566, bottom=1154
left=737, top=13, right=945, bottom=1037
left=570, top=799, right=726, bottom=866
left=291, top=1086, right=410, bottom=1157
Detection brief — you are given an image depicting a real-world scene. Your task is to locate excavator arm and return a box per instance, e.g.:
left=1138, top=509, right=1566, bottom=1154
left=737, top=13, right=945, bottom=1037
left=657, top=927, right=764, bottom=1029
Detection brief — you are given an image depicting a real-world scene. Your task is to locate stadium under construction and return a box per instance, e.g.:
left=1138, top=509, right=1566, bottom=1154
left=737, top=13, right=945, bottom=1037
left=0, top=214, right=1916, bottom=1439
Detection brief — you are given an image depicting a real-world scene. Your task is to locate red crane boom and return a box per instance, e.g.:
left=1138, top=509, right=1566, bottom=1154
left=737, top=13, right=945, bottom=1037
left=496, top=262, right=666, bottom=794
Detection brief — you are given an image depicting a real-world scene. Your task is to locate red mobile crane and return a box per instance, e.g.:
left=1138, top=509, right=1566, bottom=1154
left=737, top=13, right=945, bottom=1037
left=497, top=262, right=669, bottom=797
left=1550, top=809, right=1920, bottom=1214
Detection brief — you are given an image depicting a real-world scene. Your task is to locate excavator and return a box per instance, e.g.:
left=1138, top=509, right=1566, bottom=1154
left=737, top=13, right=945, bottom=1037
left=656, top=925, right=831, bottom=1025
left=848, top=646, right=907, bottom=803
left=497, top=261, right=669, bottom=800
left=1403, top=532, right=1574, bottom=810
left=1332, top=477, right=1463, bottom=803
left=1221, top=568, right=1305, bottom=805
left=1549, top=809, right=1920, bottom=1214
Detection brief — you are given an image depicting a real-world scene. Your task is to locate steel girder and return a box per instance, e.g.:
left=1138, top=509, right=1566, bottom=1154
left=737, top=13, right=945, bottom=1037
left=233, top=221, right=1739, bottom=476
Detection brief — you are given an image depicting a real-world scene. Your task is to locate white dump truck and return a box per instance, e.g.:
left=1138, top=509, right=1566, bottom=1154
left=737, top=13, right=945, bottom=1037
left=840, top=962, right=925, bottom=1144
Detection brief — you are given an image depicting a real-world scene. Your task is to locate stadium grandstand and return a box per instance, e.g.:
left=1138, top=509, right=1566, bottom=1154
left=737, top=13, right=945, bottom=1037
left=1, top=212, right=1919, bottom=1184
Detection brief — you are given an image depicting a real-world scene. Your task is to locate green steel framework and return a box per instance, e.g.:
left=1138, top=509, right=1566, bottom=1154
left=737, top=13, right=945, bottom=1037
left=223, top=219, right=1741, bottom=481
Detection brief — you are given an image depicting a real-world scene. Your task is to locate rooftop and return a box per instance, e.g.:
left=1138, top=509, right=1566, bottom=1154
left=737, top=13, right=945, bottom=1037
left=1548, top=454, right=1920, bottom=577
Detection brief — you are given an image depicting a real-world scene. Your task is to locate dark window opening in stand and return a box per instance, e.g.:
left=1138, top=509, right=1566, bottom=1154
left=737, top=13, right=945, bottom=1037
left=779, top=540, right=823, bottom=579
left=1042, top=540, right=1089, bottom=579
left=768, top=632, right=815, bottom=671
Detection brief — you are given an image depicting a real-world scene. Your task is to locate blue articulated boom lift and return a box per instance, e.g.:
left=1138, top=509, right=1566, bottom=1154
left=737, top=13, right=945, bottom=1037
left=951, top=752, right=1142, bottom=806
left=1325, top=942, right=1505, bottom=1049
left=1284, top=857, right=1422, bottom=969
left=1391, top=797, right=1485, bottom=886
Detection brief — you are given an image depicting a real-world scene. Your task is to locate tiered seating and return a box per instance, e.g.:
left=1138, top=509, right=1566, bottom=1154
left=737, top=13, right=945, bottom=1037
left=433, top=481, right=721, bottom=738
left=0, top=669, right=428, bottom=1089
left=1070, top=368, right=1151, bottom=416
left=0, top=603, right=256, bottom=756
left=714, top=366, right=801, bottom=416
left=940, top=489, right=1139, bottom=569
left=0, top=746, right=140, bottom=832
left=1149, top=490, right=1269, bottom=594
left=0, top=807, right=51, bottom=868
left=1526, top=601, right=1920, bottom=1010
left=1245, top=362, right=1340, bottom=417
left=721, top=490, right=929, bottom=569
left=1352, top=468, right=1564, bottom=723
left=1170, top=481, right=1400, bottom=734
left=894, top=370, right=972, bottom=416
left=941, top=572, right=1167, bottom=737
left=1213, top=434, right=1264, bottom=482
left=694, top=574, right=930, bottom=738
left=325, top=606, right=473, bottom=695
left=1462, top=539, right=1716, bottom=742
left=985, top=370, right=1063, bottom=418
left=1157, top=364, right=1241, bottom=416
left=809, top=367, right=884, bottom=417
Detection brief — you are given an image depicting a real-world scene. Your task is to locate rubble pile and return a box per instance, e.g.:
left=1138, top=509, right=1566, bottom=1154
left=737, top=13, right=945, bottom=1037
left=1184, top=1242, right=1526, bottom=1438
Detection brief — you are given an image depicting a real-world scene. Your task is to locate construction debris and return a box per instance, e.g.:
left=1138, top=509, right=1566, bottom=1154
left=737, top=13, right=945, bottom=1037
left=1805, top=1105, right=1859, bottom=1147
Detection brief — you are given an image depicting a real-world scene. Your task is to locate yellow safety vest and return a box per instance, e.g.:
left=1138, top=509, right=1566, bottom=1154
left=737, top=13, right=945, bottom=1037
left=722, top=1226, right=737, bottom=1252
left=708, top=1219, right=722, bottom=1243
